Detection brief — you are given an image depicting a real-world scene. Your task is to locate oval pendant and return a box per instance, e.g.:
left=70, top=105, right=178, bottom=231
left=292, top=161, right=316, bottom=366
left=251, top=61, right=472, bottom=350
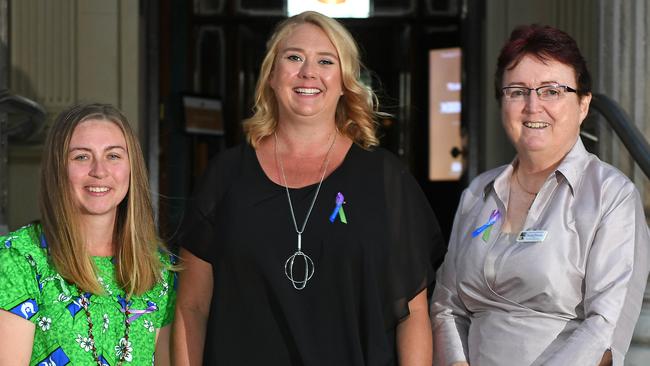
left=284, top=250, right=315, bottom=290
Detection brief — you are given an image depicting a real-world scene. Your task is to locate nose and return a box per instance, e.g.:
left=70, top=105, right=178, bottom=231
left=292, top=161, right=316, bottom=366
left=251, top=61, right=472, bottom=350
left=523, top=91, right=542, bottom=113
left=89, top=159, right=108, bottom=178
left=298, top=60, right=317, bottom=79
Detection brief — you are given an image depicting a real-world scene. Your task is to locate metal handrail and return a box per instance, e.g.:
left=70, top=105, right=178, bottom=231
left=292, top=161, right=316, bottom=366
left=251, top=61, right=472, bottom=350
left=0, top=90, right=46, bottom=141
left=588, top=93, right=650, bottom=179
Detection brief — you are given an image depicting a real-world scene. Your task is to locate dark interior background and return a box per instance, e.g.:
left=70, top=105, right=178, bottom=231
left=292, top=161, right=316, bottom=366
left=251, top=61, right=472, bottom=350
left=157, top=0, right=484, bottom=250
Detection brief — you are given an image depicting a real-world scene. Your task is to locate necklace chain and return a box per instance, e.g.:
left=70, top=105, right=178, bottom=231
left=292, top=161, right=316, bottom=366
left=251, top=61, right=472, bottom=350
left=274, top=130, right=337, bottom=235
left=77, top=289, right=131, bottom=366
left=514, top=168, right=538, bottom=196
left=274, top=129, right=337, bottom=290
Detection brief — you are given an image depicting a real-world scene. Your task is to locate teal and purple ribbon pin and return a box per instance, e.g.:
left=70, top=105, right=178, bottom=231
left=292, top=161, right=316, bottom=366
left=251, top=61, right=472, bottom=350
left=329, top=192, right=347, bottom=224
left=471, top=209, right=500, bottom=242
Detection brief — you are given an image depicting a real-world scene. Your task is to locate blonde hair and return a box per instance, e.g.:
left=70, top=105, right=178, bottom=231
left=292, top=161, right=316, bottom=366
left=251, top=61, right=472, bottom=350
left=243, top=11, right=380, bottom=149
left=39, top=103, right=164, bottom=297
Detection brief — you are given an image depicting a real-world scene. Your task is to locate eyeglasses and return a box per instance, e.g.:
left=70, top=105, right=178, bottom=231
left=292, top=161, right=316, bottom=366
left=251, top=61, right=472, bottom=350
left=501, top=84, right=577, bottom=101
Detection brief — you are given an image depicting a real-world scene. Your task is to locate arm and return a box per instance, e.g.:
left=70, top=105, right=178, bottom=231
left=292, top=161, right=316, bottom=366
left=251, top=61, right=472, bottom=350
left=543, top=184, right=649, bottom=366
left=0, top=310, right=34, bottom=365
left=154, top=325, right=171, bottom=366
left=430, top=190, right=472, bottom=366
left=397, top=289, right=432, bottom=366
left=172, top=248, right=214, bottom=366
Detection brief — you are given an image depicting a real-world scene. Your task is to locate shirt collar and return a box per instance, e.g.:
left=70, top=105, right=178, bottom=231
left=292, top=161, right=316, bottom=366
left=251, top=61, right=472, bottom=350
left=554, top=137, right=590, bottom=194
left=481, top=137, right=589, bottom=198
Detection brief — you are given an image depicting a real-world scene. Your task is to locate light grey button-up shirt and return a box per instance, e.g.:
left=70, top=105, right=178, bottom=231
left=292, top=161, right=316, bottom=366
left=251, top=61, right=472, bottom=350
left=431, top=138, right=650, bottom=366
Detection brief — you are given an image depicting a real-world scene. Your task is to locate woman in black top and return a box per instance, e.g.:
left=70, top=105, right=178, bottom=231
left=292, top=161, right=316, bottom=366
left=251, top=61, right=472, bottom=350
left=172, top=11, right=444, bottom=365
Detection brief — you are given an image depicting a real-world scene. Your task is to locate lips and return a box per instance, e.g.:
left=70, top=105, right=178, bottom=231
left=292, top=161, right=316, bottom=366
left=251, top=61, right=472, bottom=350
left=523, top=121, right=550, bottom=129
left=293, top=87, right=321, bottom=95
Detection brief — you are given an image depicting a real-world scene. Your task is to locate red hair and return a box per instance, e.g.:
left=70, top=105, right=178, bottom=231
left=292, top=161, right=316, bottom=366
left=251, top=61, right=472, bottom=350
left=494, top=24, right=592, bottom=100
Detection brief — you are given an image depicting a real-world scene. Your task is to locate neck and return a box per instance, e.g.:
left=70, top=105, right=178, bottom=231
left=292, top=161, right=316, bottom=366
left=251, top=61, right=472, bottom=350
left=514, top=155, right=560, bottom=196
left=516, top=153, right=563, bottom=177
left=79, top=213, right=117, bottom=256
left=275, top=120, right=337, bottom=156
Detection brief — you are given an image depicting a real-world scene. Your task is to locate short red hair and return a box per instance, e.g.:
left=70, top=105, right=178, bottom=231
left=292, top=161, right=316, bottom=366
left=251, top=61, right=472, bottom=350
left=494, top=24, right=592, bottom=100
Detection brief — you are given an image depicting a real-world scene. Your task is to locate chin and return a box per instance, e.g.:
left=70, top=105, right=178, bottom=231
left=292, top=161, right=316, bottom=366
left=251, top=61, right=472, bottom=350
left=518, top=136, right=549, bottom=150
left=79, top=205, right=119, bottom=217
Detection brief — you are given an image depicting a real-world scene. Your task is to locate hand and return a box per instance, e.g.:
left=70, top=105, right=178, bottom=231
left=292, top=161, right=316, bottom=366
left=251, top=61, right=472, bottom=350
left=451, top=363, right=470, bottom=366
left=597, top=350, right=612, bottom=366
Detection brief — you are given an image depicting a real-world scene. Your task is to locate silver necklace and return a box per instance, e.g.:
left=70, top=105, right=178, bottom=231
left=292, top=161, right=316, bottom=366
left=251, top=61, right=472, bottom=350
left=274, top=130, right=337, bottom=290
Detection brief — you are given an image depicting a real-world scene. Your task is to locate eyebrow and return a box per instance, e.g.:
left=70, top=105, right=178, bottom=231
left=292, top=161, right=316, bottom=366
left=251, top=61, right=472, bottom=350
left=505, top=80, right=561, bottom=87
left=280, top=47, right=339, bottom=60
left=68, top=145, right=127, bottom=153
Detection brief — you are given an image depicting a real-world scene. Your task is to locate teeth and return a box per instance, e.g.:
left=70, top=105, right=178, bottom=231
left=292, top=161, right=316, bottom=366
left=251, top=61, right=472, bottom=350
left=87, top=187, right=109, bottom=193
left=294, top=88, right=321, bottom=95
left=523, top=121, right=550, bottom=129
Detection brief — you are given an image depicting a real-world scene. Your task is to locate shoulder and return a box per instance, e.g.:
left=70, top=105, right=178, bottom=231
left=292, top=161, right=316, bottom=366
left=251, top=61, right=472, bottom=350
left=219, top=143, right=248, bottom=163
left=0, top=224, right=48, bottom=315
left=353, top=145, right=409, bottom=175
left=466, top=165, right=508, bottom=196
left=140, top=251, right=177, bottom=326
left=0, top=223, right=47, bottom=263
left=456, top=165, right=508, bottom=214
left=201, top=144, right=247, bottom=181
left=579, top=155, right=638, bottom=209
left=189, top=144, right=248, bottom=213
left=133, top=250, right=177, bottom=302
left=584, top=155, right=634, bottom=190
left=561, top=141, right=635, bottom=196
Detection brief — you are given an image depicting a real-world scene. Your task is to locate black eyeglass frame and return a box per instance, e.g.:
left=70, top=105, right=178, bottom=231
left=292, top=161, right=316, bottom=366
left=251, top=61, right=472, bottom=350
left=501, top=84, right=578, bottom=101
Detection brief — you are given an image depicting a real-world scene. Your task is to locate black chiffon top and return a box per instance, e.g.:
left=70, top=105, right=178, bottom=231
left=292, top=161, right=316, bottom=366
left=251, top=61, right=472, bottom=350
left=180, top=143, right=443, bottom=365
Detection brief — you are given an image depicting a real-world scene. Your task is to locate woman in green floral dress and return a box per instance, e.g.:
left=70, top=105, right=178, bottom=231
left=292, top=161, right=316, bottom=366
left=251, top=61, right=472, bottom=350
left=0, top=103, right=176, bottom=365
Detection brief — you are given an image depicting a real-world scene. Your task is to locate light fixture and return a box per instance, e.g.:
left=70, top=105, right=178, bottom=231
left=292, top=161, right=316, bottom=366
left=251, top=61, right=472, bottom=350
left=287, top=0, right=369, bottom=18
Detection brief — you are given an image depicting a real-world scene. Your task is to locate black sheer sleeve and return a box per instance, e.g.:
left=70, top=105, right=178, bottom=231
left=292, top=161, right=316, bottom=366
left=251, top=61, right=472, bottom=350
left=381, top=151, right=444, bottom=327
left=176, top=145, right=243, bottom=263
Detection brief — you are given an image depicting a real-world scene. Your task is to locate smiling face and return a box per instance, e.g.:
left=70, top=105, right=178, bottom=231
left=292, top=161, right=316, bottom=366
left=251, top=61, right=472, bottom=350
left=269, top=22, right=343, bottom=123
left=67, top=119, right=130, bottom=220
left=501, top=54, right=591, bottom=163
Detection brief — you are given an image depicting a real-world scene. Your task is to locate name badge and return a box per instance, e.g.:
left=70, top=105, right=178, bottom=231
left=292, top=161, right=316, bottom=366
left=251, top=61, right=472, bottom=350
left=516, top=230, right=547, bottom=243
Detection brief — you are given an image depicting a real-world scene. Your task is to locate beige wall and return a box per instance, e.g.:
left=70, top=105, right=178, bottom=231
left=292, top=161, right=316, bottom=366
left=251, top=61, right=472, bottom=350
left=7, top=0, right=140, bottom=230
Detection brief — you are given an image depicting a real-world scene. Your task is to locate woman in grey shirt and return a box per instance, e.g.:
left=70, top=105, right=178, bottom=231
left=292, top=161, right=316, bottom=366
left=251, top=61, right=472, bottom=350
left=430, top=24, right=650, bottom=366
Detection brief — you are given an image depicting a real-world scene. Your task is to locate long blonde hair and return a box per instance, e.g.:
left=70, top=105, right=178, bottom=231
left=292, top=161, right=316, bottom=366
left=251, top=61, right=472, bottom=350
left=243, top=11, right=380, bottom=149
left=39, top=103, right=163, bottom=297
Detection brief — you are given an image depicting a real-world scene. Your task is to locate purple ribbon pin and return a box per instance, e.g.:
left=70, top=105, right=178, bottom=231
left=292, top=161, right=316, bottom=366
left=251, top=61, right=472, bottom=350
left=126, top=301, right=158, bottom=323
left=329, top=192, right=347, bottom=224
left=471, top=209, right=501, bottom=242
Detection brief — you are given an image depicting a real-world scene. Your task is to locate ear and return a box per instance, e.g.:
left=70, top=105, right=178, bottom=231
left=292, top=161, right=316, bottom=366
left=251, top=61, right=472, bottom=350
left=578, top=92, right=592, bottom=125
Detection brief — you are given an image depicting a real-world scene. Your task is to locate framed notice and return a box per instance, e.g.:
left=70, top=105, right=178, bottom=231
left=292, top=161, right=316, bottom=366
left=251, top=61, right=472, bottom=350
left=183, top=96, right=224, bottom=135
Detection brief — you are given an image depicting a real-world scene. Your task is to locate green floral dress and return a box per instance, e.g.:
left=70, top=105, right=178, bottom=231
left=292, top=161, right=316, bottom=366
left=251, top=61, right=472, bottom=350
left=0, top=224, right=177, bottom=365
